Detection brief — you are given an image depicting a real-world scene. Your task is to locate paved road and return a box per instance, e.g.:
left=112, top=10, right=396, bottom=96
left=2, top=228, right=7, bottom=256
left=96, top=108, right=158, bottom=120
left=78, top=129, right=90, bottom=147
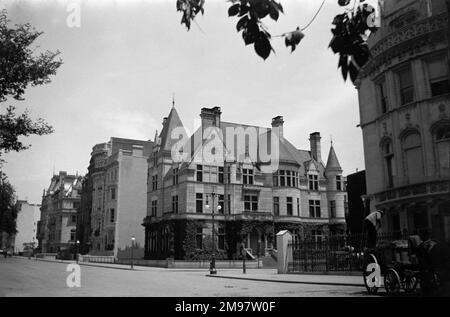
left=0, top=257, right=369, bottom=297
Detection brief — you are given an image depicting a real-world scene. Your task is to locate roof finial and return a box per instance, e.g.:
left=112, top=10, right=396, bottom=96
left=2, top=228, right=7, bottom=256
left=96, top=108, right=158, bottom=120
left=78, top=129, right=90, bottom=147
left=330, top=134, right=333, bottom=146
left=172, top=92, right=175, bottom=108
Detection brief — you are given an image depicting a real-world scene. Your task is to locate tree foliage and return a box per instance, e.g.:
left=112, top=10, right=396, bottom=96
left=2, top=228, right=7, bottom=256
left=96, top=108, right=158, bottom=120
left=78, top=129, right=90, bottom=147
left=227, top=0, right=284, bottom=60
left=176, top=0, right=378, bottom=81
left=0, top=105, right=53, bottom=154
left=176, top=0, right=205, bottom=30
left=329, top=0, right=378, bottom=83
left=0, top=174, right=19, bottom=235
left=0, top=9, right=61, bottom=160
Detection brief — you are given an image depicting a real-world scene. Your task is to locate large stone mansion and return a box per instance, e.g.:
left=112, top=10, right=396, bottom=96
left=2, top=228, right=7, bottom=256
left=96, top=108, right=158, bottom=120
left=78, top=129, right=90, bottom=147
left=143, top=106, right=348, bottom=260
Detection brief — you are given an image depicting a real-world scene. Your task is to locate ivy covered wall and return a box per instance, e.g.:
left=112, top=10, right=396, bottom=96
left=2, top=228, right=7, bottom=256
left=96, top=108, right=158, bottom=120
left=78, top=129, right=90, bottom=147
left=144, top=219, right=342, bottom=260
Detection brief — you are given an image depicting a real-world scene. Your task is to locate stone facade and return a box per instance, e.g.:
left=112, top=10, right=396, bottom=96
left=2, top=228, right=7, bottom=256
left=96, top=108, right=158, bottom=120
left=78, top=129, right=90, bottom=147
left=13, top=200, right=41, bottom=253
left=143, top=106, right=347, bottom=260
left=78, top=137, right=153, bottom=259
left=357, top=0, right=450, bottom=240
left=39, top=171, right=82, bottom=253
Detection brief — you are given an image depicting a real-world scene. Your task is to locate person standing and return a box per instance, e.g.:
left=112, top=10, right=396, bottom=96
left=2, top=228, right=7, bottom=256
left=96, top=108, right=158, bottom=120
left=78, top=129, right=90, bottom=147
left=364, top=210, right=384, bottom=249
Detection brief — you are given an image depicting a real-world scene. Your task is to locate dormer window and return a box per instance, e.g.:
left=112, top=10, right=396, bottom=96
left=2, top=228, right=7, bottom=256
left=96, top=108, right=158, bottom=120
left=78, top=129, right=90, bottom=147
left=273, top=170, right=299, bottom=187
left=242, top=168, right=254, bottom=185
left=308, top=174, right=319, bottom=191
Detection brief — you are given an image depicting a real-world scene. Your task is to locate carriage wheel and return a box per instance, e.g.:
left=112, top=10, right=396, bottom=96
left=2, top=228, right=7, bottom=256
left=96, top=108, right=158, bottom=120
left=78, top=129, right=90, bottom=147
left=404, top=275, right=418, bottom=293
left=363, top=253, right=380, bottom=295
left=384, top=268, right=401, bottom=295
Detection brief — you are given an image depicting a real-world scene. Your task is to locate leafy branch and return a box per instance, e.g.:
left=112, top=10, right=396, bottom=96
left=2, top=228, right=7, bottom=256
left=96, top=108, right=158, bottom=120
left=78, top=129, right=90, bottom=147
left=0, top=105, right=53, bottom=154
left=175, top=0, right=378, bottom=82
left=0, top=9, right=61, bottom=161
left=329, top=0, right=378, bottom=82
left=176, top=0, right=206, bottom=30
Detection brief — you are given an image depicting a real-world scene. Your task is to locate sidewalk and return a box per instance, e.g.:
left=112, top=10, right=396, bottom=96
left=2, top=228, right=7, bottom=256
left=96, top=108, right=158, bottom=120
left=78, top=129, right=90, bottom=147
left=28, top=256, right=213, bottom=272
left=29, top=256, right=367, bottom=288
left=29, top=256, right=154, bottom=271
left=207, top=269, right=367, bottom=287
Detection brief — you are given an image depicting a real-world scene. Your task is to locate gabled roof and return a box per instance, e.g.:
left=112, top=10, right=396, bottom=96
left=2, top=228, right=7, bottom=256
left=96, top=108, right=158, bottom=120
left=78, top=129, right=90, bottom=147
left=165, top=114, right=338, bottom=176
left=326, top=143, right=342, bottom=171
left=181, top=121, right=320, bottom=171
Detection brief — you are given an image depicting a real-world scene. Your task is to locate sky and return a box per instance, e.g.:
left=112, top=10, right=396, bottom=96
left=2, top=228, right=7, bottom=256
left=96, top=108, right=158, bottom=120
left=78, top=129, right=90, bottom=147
left=1, top=0, right=376, bottom=204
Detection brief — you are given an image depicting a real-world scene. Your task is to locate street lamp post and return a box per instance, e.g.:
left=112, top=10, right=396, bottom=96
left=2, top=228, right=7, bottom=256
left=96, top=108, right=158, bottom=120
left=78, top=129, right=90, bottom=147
left=76, top=240, right=80, bottom=264
left=241, top=242, right=246, bottom=274
left=130, top=236, right=135, bottom=270
left=206, top=189, right=218, bottom=275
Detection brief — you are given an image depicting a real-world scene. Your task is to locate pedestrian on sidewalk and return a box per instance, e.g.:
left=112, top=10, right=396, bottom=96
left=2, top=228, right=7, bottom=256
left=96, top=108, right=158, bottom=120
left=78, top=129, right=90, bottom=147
left=364, top=210, right=384, bottom=249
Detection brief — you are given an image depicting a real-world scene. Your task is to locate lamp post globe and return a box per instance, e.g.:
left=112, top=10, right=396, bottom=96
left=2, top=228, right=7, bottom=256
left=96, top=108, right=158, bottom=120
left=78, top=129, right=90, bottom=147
left=75, top=240, right=80, bottom=264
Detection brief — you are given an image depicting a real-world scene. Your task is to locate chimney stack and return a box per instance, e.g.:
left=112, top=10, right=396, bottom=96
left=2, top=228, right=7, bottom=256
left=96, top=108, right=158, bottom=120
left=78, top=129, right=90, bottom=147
left=309, top=132, right=321, bottom=162
left=271, top=116, right=284, bottom=139
left=200, top=106, right=221, bottom=129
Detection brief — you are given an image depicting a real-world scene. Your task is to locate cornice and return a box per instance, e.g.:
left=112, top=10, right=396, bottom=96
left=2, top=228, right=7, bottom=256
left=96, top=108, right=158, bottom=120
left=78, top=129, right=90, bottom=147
left=360, top=13, right=448, bottom=79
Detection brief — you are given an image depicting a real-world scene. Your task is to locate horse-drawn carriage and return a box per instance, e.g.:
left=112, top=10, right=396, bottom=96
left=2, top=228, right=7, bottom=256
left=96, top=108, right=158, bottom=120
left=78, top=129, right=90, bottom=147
left=362, top=235, right=448, bottom=296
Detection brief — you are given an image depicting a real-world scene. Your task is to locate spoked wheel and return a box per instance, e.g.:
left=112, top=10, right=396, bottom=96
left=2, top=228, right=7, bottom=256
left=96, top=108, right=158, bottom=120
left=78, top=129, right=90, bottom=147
left=404, top=274, right=419, bottom=293
left=363, top=253, right=380, bottom=295
left=384, top=268, right=402, bottom=296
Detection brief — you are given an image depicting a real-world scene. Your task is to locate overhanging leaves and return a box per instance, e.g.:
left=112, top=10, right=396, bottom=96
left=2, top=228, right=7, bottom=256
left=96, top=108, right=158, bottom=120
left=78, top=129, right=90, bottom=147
left=329, top=0, right=378, bottom=83
left=176, top=0, right=205, bottom=30
left=228, top=0, right=283, bottom=60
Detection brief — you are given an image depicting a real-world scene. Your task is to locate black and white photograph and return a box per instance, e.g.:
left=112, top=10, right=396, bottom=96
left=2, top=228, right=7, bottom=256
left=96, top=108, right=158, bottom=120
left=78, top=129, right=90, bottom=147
left=0, top=0, right=449, bottom=302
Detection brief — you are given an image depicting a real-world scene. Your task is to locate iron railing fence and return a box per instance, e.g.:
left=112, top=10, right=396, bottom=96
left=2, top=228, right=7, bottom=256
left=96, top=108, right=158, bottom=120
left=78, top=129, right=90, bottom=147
left=287, top=228, right=436, bottom=273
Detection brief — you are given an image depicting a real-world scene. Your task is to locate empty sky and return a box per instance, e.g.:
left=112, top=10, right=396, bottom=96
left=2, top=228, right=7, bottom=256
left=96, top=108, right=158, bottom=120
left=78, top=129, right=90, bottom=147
left=2, top=0, right=375, bottom=203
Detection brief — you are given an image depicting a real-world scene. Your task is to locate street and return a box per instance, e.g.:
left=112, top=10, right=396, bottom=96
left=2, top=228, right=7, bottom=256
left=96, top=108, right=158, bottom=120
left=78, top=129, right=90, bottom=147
left=0, top=257, right=369, bottom=297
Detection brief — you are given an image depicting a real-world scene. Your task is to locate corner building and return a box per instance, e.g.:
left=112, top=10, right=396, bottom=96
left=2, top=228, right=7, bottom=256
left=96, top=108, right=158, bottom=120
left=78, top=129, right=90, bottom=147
left=357, top=0, right=450, bottom=240
left=143, top=106, right=348, bottom=260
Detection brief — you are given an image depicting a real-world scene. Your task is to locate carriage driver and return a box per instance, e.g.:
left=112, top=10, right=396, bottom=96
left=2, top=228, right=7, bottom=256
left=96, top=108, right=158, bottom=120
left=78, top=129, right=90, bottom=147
left=364, top=209, right=384, bottom=249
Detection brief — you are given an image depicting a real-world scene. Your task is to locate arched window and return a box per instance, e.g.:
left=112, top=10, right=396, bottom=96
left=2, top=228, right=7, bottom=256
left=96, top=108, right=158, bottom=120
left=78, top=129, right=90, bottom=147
left=381, top=139, right=394, bottom=188
left=436, top=126, right=450, bottom=141
left=433, top=123, right=450, bottom=177
left=401, top=131, right=424, bottom=184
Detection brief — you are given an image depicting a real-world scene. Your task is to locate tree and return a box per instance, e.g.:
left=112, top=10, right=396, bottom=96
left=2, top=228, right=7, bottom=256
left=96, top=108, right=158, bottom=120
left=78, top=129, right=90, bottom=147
left=0, top=9, right=62, bottom=161
left=0, top=173, right=19, bottom=236
left=175, top=0, right=378, bottom=83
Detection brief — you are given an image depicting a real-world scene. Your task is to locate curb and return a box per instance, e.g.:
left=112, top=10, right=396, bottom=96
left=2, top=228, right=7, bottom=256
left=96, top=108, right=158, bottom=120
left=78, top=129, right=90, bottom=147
left=206, top=274, right=365, bottom=287
left=80, top=262, right=141, bottom=271
left=32, top=257, right=140, bottom=271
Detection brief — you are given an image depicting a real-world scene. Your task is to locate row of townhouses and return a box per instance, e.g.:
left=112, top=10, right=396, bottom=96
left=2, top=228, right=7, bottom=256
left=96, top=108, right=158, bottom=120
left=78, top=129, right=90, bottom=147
left=31, top=0, right=450, bottom=261
left=37, top=106, right=348, bottom=260
left=38, top=172, right=82, bottom=253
